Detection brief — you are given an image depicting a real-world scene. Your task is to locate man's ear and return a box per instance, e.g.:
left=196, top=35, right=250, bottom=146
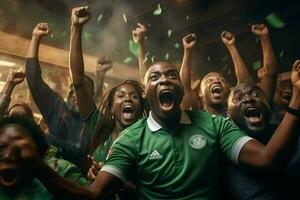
left=142, top=89, right=146, bottom=98
left=226, top=108, right=230, bottom=117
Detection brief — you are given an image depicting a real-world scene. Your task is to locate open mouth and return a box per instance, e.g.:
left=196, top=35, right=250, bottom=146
left=211, top=85, right=222, bottom=97
left=159, top=90, right=174, bottom=110
left=244, top=107, right=263, bottom=124
left=0, top=168, right=19, bottom=187
left=122, top=104, right=135, bottom=120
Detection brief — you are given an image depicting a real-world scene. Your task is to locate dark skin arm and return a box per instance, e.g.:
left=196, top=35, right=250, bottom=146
left=31, top=158, right=122, bottom=200
left=221, top=31, right=251, bottom=84
left=132, top=23, right=147, bottom=84
left=179, top=33, right=201, bottom=110
left=93, top=56, right=113, bottom=105
left=252, top=24, right=278, bottom=103
left=69, top=6, right=95, bottom=118
left=0, top=71, right=25, bottom=115
left=239, top=60, right=300, bottom=168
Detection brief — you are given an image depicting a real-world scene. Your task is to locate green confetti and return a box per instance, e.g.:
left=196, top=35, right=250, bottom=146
left=123, top=56, right=133, bottom=64
left=144, top=52, right=150, bottom=63
left=129, top=40, right=140, bottom=57
left=62, top=31, right=67, bottom=37
left=153, top=4, right=162, bottom=16
left=221, top=55, right=228, bottom=61
left=167, top=29, right=172, bottom=38
left=151, top=56, right=155, bottom=63
left=222, top=64, right=228, bottom=71
left=97, top=14, right=103, bottom=23
left=279, top=50, right=285, bottom=58
left=165, top=53, right=170, bottom=60
left=265, top=13, right=285, bottom=29
left=84, top=32, right=92, bottom=41
left=174, top=43, right=180, bottom=49
left=252, top=60, right=261, bottom=70
left=207, top=56, right=210, bottom=61
left=123, top=13, right=127, bottom=23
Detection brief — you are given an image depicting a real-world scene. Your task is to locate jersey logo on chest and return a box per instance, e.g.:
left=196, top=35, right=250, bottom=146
left=149, top=149, right=163, bottom=160
left=189, top=134, right=207, bottom=149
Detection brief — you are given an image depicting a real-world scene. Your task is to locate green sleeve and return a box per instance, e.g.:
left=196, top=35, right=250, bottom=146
left=100, top=129, right=136, bottom=183
left=217, top=116, right=253, bottom=164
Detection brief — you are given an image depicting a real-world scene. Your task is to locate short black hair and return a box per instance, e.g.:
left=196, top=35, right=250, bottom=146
left=0, top=116, right=48, bottom=156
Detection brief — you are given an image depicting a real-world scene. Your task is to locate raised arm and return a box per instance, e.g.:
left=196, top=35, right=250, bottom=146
left=0, top=71, right=25, bottom=116
left=239, top=60, right=300, bottom=168
left=252, top=24, right=278, bottom=103
left=221, top=31, right=251, bottom=84
left=69, top=6, right=95, bottom=118
left=25, top=23, right=64, bottom=122
left=132, top=23, right=147, bottom=84
left=180, top=33, right=196, bottom=93
left=93, top=56, right=113, bottom=105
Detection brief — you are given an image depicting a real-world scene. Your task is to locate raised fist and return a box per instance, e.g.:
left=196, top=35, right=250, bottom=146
left=71, top=6, right=90, bottom=26
left=96, top=56, right=113, bottom=74
left=32, top=23, right=51, bottom=37
left=251, top=24, right=269, bottom=36
left=291, top=60, right=300, bottom=89
left=132, top=23, right=147, bottom=43
left=182, top=33, right=197, bottom=50
left=7, top=71, right=25, bottom=86
left=221, top=31, right=235, bottom=46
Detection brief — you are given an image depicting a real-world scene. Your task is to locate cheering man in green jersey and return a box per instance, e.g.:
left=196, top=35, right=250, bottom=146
left=11, top=6, right=300, bottom=200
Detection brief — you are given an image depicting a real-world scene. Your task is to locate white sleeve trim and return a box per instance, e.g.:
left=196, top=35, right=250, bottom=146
left=100, top=165, right=127, bottom=183
left=230, top=136, right=254, bottom=165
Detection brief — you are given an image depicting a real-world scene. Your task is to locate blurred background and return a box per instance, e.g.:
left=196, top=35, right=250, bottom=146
left=0, top=0, right=299, bottom=116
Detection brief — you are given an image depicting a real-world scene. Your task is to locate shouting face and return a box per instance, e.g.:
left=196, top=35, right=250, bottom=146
left=273, top=79, right=293, bottom=107
left=228, top=83, right=271, bottom=135
left=112, top=83, right=142, bottom=128
left=0, top=125, right=33, bottom=188
left=201, top=72, right=230, bottom=107
left=144, top=62, right=184, bottom=120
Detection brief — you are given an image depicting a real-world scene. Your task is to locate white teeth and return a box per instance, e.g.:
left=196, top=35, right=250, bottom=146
left=124, top=105, right=133, bottom=109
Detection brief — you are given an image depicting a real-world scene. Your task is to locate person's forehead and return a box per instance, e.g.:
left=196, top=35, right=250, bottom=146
left=233, top=85, right=260, bottom=95
left=204, top=73, right=224, bottom=80
left=115, top=84, right=138, bottom=93
left=0, top=126, right=25, bottom=142
left=148, top=63, right=178, bottom=74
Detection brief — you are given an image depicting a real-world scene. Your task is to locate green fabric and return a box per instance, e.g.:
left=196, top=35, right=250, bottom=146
left=103, top=110, right=248, bottom=200
left=93, top=135, right=113, bottom=163
left=0, top=179, right=53, bottom=200
left=43, top=145, right=89, bottom=186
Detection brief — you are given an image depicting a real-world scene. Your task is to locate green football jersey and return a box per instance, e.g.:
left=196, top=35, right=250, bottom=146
left=101, top=110, right=252, bottom=200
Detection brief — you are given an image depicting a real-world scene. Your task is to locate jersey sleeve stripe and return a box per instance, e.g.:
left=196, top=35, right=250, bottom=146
left=230, top=136, right=253, bottom=164
left=100, top=165, right=127, bottom=183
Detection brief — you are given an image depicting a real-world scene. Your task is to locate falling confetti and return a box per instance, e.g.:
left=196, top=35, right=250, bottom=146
left=153, top=4, right=162, bottom=16
left=123, top=13, right=127, bottom=23
left=144, top=52, right=150, bottom=63
left=151, top=56, right=155, bottom=63
left=144, top=36, right=148, bottom=40
left=129, top=40, right=140, bottom=57
left=221, top=55, right=228, bottom=61
left=174, top=43, right=180, bottom=49
left=256, top=37, right=259, bottom=43
left=123, top=56, right=133, bottom=64
left=222, top=64, right=228, bottom=71
left=50, top=33, right=54, bottom=38
left=207, top=56, right=210, bottom=61
left=227, top=69, right=232, bottom=74
left=62, top=31, right=67, bottom=37
left=279, top=50, right=285, bottom=58
left=252, top=60, right=261, bottom=70
left=97, top=14, right=103, bottom=23
left=167, top=30, right=172, bottom=38
left=84, top=32, right=92, bottom=41
left=165, top=53, right=170, bottom=60
left=265, top=13, right=285, bottom=29
left=186, top=15, right=189, bottom=20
